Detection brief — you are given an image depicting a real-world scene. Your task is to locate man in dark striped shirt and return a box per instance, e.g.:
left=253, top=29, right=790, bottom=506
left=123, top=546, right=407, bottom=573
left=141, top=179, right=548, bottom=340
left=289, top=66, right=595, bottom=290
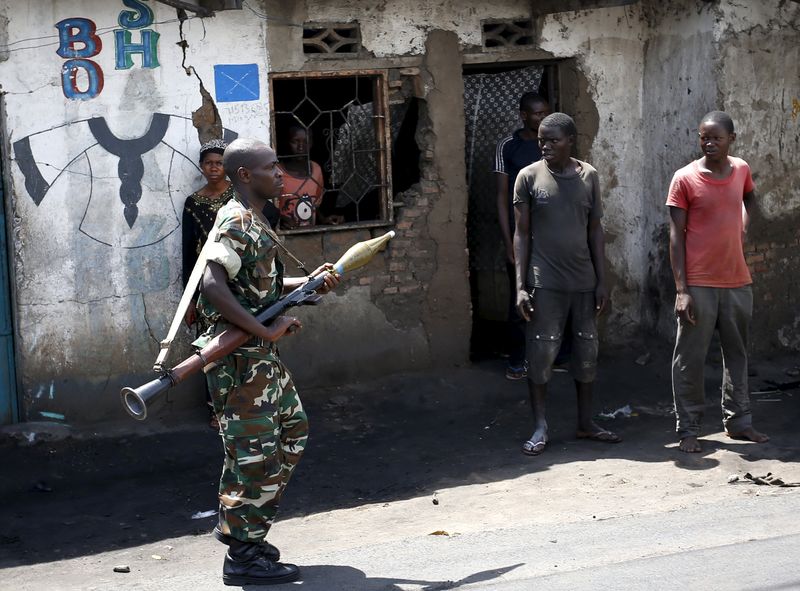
left=494, top=92, right=551, bottom=380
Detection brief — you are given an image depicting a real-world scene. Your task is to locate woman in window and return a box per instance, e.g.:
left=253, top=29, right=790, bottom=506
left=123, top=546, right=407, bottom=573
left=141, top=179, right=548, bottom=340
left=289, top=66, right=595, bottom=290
left=277, top=125, right=342, bottom=229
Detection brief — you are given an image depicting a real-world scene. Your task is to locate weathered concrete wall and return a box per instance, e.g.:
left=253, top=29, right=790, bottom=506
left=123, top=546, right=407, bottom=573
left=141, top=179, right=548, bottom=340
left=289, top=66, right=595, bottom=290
left=2, top=0, right=797, bottom=427
left=0, top=0, right=270, bottom=422
left=640, top=0, right=800, bottom=355
left=640, top=1, right=719, bottom=338
left=304, top=0, right=531, bottom=57
left=716, top=0, right=800, bottom=354
left=537, top=4, right=649, bottom=338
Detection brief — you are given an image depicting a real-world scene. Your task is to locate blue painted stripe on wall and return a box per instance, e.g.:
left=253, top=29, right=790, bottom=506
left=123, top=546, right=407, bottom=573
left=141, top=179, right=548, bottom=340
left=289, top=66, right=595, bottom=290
left=0, top=154, right=18, bottom=424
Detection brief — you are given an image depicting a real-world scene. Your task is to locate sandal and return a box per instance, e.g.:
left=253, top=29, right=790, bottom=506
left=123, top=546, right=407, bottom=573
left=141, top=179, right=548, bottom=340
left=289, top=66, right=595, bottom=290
left=576, top=429, right=621, bottom=443
left=522, top=434, right=548, bottom=456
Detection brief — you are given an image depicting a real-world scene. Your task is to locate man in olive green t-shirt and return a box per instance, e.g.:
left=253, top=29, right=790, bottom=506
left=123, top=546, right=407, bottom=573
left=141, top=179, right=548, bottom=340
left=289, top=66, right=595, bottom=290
left=512, top=112, right=621, bottom=456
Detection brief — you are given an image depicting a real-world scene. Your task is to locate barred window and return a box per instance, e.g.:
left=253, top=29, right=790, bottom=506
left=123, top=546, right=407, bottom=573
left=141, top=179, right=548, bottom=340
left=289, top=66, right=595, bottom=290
left=269, top=71, right=396, bottom=233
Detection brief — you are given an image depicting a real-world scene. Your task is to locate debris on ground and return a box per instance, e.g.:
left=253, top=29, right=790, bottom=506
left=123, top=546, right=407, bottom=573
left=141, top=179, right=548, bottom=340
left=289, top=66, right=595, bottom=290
left=634, top=352, right=651, bottom=366
left=729, top=472, right=800, bottom=487
left=597, top=404, right=634, bottom=420
left=32, top=481, right=52, bottom=492
left=190, top=509, right=216, bottom=519
left=429, top=530, right=450, bottom=536
left=764, top=379, right=800, bottom=392
left=634, top=403, right=674, bottom=417
left=113, top=565, right=130, bottom=573
left=432, top=492, right=439, bottom=505
left=786, top=367, right=800, bottom=377
left=326, top=394, right=350, bottom=408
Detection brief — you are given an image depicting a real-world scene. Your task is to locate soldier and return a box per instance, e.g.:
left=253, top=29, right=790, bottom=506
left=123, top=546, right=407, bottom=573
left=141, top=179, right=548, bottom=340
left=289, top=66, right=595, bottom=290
left=195, top=138, right=339, bottom=585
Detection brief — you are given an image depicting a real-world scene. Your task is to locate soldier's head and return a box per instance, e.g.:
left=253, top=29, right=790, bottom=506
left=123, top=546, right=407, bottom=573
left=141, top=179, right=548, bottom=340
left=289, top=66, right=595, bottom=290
left=223, top=139, right=284, bottom=200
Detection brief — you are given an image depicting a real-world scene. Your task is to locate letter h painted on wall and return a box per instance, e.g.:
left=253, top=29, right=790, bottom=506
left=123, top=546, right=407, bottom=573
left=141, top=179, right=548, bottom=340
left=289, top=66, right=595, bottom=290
left=115, top=0, right=160, bottom=69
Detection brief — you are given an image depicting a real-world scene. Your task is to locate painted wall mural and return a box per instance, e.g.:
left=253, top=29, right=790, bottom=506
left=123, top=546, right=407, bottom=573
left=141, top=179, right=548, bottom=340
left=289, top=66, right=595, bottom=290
left=55, top=0, right=161, bottom=100
left=13, top=114, right=238, bottom=248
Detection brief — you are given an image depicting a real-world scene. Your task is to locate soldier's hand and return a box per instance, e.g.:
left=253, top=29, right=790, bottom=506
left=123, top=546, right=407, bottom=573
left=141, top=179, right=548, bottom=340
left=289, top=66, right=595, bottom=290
left=264, top=316, right=302, bottom=341
left=312, top=263, right=340, bottom=294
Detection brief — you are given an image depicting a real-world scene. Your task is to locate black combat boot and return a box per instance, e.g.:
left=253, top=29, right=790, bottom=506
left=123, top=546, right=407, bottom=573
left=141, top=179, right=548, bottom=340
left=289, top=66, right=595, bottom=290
left=213, top=525, right=280, bottom=561
left=222, top=538, right=300, bottom=586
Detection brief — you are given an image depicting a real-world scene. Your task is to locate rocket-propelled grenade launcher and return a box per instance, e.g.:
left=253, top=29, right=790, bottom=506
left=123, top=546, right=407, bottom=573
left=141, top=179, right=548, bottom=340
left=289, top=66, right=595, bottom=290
left=121, top=231, right=395, bottom=420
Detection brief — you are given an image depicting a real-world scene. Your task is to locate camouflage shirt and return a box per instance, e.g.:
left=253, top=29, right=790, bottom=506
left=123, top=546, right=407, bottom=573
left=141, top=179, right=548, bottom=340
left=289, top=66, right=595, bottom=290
left=193, top=194, right=284, bottom=356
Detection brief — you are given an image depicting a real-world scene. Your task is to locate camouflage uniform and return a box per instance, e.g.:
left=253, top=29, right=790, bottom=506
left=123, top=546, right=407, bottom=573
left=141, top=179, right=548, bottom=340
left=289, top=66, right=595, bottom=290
left=194, top=195, right=308, bottom=543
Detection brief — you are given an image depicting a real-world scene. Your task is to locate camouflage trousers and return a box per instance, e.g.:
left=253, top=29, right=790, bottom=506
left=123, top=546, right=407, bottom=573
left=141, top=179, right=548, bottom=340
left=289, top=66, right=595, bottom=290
left=206, top=350, right=308, bottom=543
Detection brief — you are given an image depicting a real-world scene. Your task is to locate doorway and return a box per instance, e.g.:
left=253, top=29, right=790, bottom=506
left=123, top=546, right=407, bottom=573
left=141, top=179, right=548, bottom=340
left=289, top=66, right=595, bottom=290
left=463, top=61, right=557, bottom=360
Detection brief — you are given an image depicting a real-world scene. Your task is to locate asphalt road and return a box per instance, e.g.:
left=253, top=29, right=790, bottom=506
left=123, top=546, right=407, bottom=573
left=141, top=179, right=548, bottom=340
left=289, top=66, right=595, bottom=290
left=2, top=353, right=799, bottom=591
left=3, top=487, right=799, bottom=590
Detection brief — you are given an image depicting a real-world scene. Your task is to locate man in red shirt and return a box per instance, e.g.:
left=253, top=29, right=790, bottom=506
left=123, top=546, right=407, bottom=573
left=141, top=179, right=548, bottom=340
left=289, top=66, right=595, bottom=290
left=667, top=111, right=769, bottom=453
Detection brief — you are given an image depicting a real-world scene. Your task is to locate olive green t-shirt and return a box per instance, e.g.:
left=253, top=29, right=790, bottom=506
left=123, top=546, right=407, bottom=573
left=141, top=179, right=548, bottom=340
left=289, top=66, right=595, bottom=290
left=512, top=159, right=602, bottom=292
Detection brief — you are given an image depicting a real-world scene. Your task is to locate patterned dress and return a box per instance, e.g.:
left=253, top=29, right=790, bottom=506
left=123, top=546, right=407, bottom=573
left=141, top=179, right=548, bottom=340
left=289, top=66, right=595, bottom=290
left=181, top=185, right=236, bottom=288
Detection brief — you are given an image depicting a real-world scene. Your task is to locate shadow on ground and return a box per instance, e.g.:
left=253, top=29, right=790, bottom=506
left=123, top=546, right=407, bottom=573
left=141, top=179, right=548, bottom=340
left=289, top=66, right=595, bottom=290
left=1, top=344, right=798, bottom=567
left=247, top=563, right=524, bottom=590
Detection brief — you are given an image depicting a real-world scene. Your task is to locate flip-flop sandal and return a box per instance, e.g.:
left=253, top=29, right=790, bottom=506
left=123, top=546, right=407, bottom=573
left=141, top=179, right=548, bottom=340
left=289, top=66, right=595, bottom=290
left=576, top=430, right=622, bottom=443
left=522, top=436, right=548, bottom=456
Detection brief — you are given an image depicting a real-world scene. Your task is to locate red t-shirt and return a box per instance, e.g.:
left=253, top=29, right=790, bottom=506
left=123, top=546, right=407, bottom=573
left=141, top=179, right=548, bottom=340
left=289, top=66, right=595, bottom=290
left=666, top=157, right=754, bottom=288
left=278, top=162, right=324, bottom=228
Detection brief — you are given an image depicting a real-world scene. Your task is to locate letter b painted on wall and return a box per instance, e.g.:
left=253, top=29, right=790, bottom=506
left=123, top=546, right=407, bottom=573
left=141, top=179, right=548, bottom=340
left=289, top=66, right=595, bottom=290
left=55, top=18, right=104, bottom=99
left=55, top=18, right=102, bottom=59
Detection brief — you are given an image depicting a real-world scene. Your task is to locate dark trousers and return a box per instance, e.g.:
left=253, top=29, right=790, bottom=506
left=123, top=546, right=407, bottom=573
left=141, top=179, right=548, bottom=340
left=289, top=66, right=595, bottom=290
left=672, top=285, right=753, bottom=438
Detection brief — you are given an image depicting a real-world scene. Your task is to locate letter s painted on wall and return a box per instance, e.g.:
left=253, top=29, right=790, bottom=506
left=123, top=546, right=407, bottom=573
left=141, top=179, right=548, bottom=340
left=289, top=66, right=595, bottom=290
left=118, top=0, right=154, bottom=29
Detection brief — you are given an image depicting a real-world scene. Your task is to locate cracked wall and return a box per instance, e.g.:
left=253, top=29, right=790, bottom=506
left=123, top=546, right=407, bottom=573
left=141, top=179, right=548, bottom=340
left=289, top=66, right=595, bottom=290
left=1, top=0, right=797, bottom=425
left=716, top=0, right=800, bottom=353
left=0, top=0, right=269, bottom=422
left=640, top=0, right=800, bottom=354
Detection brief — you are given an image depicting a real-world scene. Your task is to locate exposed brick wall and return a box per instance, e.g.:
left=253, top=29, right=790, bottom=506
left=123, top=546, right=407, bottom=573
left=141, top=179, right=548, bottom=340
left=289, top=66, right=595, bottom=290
left=744, top=225, right=800, bottom=352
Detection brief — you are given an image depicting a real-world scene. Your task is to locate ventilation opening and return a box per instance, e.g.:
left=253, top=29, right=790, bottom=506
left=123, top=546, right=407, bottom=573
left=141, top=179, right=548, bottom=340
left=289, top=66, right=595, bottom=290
left=481, top=19, right=535, bottom=49
left=303, top=23, right=361, bottom=55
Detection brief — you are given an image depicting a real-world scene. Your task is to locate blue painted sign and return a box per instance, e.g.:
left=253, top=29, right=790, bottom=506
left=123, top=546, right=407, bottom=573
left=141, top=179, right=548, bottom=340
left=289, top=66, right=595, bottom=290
left=214, top=64, right=260, bottom=103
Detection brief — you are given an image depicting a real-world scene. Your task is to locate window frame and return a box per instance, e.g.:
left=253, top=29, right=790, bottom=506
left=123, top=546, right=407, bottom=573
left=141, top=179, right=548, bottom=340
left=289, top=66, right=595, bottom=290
left=268, top=69, right=394, bottom=235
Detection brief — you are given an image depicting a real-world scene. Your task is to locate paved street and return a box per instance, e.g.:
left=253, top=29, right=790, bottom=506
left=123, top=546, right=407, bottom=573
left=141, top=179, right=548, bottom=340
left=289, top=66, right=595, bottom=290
left=2, top=349, right=799, bottom=590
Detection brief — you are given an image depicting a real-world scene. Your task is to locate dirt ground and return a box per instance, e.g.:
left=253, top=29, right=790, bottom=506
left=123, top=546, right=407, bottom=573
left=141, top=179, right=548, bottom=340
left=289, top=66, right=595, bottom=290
left=1, top=341, right=799, bottom=576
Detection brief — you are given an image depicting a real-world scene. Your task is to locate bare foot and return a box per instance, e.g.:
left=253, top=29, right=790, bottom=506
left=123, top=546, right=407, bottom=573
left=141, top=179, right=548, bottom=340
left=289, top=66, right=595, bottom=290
left=679, top=435, right=702, bottom=453
left=726, top=427, right=769, bottom=443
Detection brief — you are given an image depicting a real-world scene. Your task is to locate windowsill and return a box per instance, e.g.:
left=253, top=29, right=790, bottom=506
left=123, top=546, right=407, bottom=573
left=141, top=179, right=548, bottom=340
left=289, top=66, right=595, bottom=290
left=277, top=219, right=394, bottom=236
